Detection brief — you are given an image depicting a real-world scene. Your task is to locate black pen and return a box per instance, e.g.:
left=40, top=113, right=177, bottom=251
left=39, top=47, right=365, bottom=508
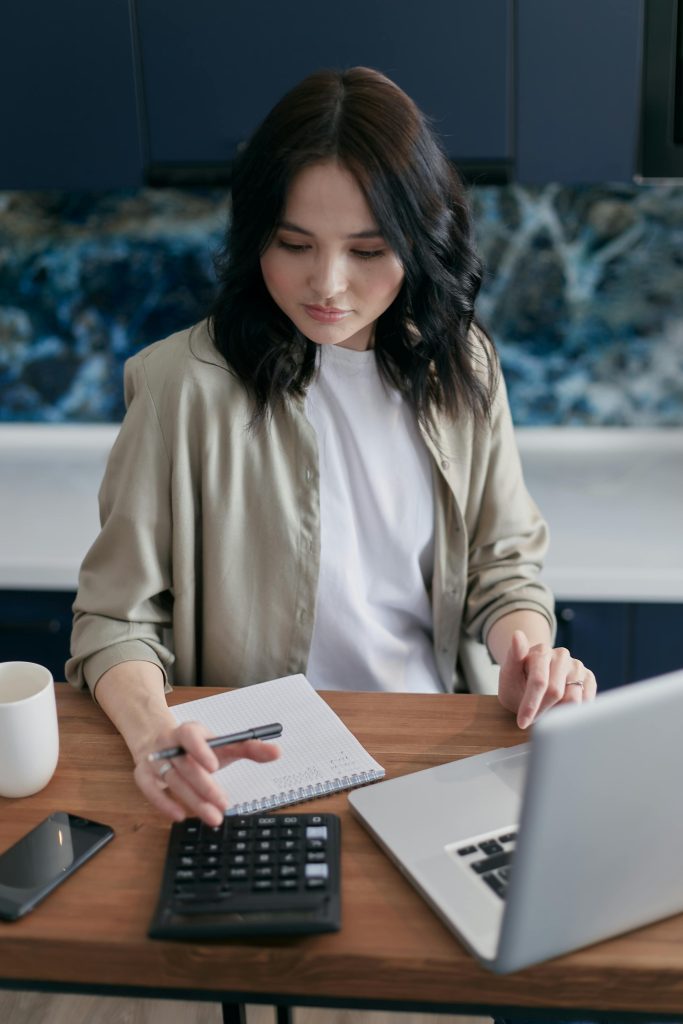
left=146, top=723, right=283, bottom=763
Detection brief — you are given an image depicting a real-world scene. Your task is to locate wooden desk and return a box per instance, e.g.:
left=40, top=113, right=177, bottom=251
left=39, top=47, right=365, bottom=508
left=1, top=687, right=683, bottom=1020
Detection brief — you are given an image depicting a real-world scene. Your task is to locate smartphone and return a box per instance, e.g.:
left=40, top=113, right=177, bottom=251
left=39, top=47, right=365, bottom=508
left=0, top=812, right=114, bottom=921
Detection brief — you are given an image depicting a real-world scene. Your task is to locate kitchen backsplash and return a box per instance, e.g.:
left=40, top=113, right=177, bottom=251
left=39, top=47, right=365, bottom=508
left=1, top=183, right=682, bottom=425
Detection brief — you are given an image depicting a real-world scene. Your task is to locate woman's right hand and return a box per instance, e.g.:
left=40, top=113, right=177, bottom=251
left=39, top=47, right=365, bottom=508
left=93, top=663, right=281, bottom=827
left=133, top=720, right=281, bottom=826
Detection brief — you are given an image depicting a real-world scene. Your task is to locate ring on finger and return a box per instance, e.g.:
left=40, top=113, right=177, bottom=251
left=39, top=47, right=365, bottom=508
left=566, top=679, right=585, bottom=690
left=156, top=760, right=174, bottom=789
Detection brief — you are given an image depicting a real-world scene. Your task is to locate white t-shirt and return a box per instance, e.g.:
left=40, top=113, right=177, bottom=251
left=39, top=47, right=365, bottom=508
left=304, top=343, right=442, bottom=693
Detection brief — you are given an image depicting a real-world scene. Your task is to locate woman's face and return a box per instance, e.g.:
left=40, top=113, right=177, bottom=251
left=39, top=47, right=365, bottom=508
left=260, top=160, right=405, bottom=351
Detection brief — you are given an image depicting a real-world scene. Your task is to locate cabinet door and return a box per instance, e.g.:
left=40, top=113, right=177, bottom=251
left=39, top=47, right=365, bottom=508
left=631, top=603, right=683, bottom=681
left=0, top=0, right=142, bottom=188
left=135, top=0, right=512, bottom=177
left=515, top=0, right=643, bottom=182
left=0, top=590, right=76, bottom=683
left=555, top=601, right=630, bottom=691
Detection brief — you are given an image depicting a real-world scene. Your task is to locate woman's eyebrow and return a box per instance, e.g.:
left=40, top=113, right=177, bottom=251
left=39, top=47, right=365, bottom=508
left=279, top=220, right=383, bottom=239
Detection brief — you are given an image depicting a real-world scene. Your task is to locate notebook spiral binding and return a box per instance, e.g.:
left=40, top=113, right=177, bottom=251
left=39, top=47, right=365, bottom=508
left=226, top=769, right=385, bottom=816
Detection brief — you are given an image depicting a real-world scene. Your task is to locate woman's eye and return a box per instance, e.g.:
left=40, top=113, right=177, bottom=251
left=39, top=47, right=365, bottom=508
left=277, top=240, right=310, bottom=253
left=353, top=249, right=386, bottom=260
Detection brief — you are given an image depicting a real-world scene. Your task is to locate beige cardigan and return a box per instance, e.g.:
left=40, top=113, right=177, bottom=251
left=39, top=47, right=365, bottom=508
left=67, top=321, right=555, bottom=697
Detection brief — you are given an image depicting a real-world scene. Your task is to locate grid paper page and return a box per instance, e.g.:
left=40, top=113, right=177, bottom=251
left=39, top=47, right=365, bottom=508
left=171, top=674, right=384, bottom=813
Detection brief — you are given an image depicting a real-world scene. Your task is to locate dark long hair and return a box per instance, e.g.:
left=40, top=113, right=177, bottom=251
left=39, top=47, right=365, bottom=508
left=208, top=67, right=498, bottom=428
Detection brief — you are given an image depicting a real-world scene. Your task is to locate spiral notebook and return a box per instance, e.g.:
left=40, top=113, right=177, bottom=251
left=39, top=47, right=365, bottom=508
left=171, top=674, right=385, bottom=815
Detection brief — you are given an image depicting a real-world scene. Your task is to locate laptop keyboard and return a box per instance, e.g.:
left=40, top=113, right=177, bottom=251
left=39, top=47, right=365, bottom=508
left=455, top=829, right=517, bottom=899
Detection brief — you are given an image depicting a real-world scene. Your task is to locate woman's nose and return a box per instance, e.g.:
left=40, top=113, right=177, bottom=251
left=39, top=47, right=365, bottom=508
left=309, top=254, right=347, bottom=299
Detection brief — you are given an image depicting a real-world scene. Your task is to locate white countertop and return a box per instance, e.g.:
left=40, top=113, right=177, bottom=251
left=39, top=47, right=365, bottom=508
left=1, top=424, right=682, bottom=602
left=514, top=429, right=683, bottom=602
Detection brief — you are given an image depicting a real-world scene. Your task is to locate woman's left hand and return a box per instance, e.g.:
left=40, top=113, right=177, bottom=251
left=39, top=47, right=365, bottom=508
left=498, top=629, right=597, bottom=729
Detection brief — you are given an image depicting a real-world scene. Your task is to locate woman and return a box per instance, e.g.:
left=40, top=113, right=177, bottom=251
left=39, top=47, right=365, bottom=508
left=67, top=67, right=596, bottom=825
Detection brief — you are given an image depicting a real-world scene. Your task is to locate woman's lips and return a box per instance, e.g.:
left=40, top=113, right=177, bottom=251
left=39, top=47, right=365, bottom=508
left=303, top=305, right=352, bottom=324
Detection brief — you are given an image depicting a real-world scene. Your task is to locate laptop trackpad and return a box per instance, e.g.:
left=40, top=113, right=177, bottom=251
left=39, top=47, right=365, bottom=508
left=486, top=748, right=530, bottom=796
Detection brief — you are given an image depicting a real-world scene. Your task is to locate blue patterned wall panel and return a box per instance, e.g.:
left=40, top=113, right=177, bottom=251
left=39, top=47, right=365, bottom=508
left=1, top=184, right=682, bottom=425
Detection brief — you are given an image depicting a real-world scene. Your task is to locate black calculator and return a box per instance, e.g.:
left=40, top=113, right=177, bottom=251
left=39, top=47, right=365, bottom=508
left=148, top=812, right=341, bottom=939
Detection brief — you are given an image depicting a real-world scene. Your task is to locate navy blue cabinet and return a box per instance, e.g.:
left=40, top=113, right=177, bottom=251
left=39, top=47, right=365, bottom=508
left=134, top=0, right=512, bottom=177
left=0, top=0, right=648, bottom=188
left=631, top=603, right=683, bottom=681
left=0, top=0, right=142, bottom=188
left=129, top=0, right=648, bottom=185
left=0, top=590, right=76, bottom=683
left=555, top=600, right=683, bottom=691
left=555, top=601, right=630, bottom=691
left=515, top=0, right=643, bottom=183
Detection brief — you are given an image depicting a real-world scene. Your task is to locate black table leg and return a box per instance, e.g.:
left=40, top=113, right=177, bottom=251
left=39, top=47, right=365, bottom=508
left=221, top=1003, right=293, bottom=1024
left=222, top=1003, right=247, bottom=1024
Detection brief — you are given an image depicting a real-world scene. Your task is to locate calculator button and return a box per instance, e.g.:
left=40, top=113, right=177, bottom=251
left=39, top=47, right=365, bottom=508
left=309, top=816, right=324, bottom=825
left=306, top=878, right=326, bottom=890
left=306, top=826, right=328, bottom=840
left=253, top=880, right=274, bottom=892
left=228, top=867, right=248, bottom=879
left=175, top=868, right=196, bottom=880
left=201, top=868, right=220, bottom=880
left=256, top=853, right=272, bottom=864
left=203, top=825, right=224, bottom=837
left=305, top=863, right=328, bottom=880
left=281, top=852, right=298, bottom=864
left=257, top=840, right=273, bottom=851
left=307, top=851, right=326, bottom=863
left=173, top=890, right=199, bottom=903
left=278, top=878, right=298, bottom=890
left=279, top=864, right=298, bottom=878
left=499, top=833, right=517, bottom=844
left=457, top=845, right=477, bottom=856
left=282, top=827, right=300, bottom=838
left=254, top=866, right=273, bottom=878
left=230, top=854, right=247, bottom=865
left=174, top=885, right=221, bottom=902
left=281, top=839, right=299, bottom=850
left=257, top=817, right=278, bottom=826
left=282, top=816, right=299, bottom=825
left=307, top=839, right=326, bottom=851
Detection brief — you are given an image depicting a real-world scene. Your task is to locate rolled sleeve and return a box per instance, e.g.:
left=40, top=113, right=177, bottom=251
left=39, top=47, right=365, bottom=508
left=462, top=376, right=556, bottom=644
left=66, top=354, right=176, bottom=697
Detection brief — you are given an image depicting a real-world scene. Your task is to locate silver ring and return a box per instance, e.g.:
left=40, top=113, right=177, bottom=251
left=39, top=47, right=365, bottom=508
left=157, top=760, right=173, bottom=783
left=566, top=679, right=585, bottom=689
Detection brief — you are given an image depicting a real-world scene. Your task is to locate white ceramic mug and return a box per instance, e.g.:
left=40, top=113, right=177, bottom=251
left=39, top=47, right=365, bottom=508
left=0, top=662, right=59, bottom=798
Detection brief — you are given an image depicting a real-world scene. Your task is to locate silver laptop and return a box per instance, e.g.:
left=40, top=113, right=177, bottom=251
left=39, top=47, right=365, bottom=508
left=349, top=669, right=683, bottom=973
